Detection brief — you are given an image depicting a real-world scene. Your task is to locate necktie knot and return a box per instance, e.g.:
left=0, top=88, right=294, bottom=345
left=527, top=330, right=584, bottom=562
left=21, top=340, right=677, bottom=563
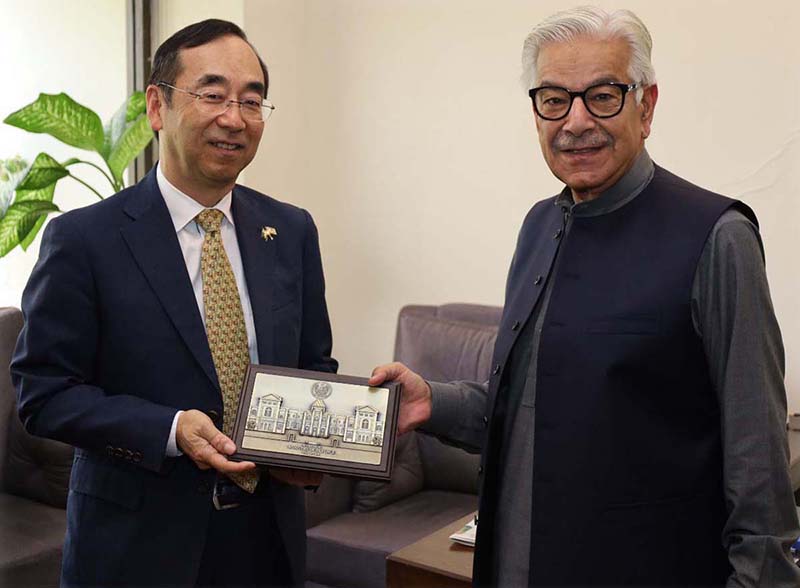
left=196, top=209, right=224, bottom=233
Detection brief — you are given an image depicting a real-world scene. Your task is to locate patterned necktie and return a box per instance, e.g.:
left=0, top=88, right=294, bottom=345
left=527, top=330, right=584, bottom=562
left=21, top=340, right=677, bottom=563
left=196, top=209, right=259, bottom=493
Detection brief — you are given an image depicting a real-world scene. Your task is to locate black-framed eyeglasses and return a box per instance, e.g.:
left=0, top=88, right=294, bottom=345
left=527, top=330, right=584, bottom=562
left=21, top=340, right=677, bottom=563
left=529, top=82, right=638, bottom=121
left=157, top=82, right=276, bottom=122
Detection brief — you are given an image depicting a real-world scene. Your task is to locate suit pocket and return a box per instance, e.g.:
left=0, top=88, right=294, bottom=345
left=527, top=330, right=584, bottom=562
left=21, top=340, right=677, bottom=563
left=604, top=492, right=698, bottom=510
left=69, top=453, right=144, bottom=511
left=272, top=297, right=296, bottom=312
left=587, top=314, right=660, bottom=335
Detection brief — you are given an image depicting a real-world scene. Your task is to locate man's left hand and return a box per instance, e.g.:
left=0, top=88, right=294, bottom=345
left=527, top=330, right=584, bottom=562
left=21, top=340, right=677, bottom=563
left=269, top=467, right=323, bottom=488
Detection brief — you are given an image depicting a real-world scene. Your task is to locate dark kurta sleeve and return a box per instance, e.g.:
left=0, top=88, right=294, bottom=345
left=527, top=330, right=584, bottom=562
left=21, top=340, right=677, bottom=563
left=692, top=208, right=800, bottom=587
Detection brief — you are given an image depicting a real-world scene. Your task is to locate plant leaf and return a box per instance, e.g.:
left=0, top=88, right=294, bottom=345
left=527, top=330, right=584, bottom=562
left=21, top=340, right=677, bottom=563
left=16, top=152, right=68, bottom=191
left=4, top=93, right=105, bottom=153
left=0, top=156, right=30, bottom=217
left=15, top=178, right=57, bottom=204
left=19, top=215, right=48, bottom=250
left=103, top=92, right=148, bottom=160
left=106, top=114, right=154, bottom=184
left=126, top=91, right=147, bottom=122
left=13, top=175, right=59, bottom=249
left=0, top=200, right=59, bottom=257
left=102, top=101, right=127, bottom=159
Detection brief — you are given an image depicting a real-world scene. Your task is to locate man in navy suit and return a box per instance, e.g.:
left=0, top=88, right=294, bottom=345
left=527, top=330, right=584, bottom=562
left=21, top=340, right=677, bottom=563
left=12, top=19, right=337, bottom=587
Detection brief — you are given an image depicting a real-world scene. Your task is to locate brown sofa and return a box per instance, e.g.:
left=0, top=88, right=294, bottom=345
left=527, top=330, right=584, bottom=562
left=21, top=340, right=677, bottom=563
left=304, top=303, right=501, bottom=588
left=0, top=307, right=73, bottom=587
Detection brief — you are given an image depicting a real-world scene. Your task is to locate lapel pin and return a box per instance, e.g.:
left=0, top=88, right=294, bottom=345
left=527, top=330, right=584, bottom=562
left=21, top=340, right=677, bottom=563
left=261, top=226, right=277, bottom=241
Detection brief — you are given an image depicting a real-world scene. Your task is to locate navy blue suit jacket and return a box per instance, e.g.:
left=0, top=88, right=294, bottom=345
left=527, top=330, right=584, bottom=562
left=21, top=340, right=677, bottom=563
left=11, top=168, right=337, bottom=586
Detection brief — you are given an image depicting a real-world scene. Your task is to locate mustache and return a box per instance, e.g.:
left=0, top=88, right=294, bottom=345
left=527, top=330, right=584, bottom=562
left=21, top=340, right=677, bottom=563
left=552, top=130, right=614, bottom=151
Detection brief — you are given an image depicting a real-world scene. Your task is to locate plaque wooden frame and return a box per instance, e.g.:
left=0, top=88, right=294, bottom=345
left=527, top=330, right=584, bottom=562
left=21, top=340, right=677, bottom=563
left=231, top=365, right=401, bottom=481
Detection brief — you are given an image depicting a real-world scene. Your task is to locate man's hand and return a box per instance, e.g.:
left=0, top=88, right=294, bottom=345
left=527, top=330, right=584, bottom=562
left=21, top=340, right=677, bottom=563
left=269, top=467, right=323, bottom=488
left=369, top=362, right=432, bottom=434
left=176, top=409, right=256, bottom=474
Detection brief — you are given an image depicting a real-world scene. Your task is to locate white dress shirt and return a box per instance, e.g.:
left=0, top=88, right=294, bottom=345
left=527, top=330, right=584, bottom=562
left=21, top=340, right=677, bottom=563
left=156, top=164, right=259, bottom=456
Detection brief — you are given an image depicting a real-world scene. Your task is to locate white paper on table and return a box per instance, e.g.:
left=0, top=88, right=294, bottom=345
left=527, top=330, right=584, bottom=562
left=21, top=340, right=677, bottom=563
left=449, top=518, right=477, bottom=547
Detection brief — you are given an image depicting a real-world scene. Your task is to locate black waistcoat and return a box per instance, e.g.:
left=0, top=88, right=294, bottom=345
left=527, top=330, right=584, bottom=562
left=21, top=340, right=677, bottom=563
left=473, top=166, right=756, bottom=587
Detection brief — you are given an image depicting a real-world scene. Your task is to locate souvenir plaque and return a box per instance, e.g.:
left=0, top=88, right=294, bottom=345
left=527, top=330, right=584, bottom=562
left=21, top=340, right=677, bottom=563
left=231, top=365, right=401, bottom=481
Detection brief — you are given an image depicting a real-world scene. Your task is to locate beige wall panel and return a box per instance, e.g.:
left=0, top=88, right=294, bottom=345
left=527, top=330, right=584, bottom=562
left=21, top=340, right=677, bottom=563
left=245, top=1, right=799, bottom=409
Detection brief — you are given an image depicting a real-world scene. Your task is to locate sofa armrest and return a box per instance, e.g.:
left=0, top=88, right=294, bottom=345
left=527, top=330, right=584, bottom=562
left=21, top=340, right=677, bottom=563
left=305, top=474, right=354, bottom=529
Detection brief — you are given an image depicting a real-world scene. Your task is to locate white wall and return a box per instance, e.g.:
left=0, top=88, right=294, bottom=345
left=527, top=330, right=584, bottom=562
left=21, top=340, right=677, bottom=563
left=153, top=0, right=244, bottom=51
left=243, top=0, right=800, bottom=411
left=3, top=2, right=796, bottom=411
left=0, top=0, right=127, bottom=307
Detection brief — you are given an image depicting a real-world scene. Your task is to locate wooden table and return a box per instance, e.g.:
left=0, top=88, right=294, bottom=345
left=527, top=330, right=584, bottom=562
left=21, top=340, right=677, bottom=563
left=386, top=513, right=475, bottom=588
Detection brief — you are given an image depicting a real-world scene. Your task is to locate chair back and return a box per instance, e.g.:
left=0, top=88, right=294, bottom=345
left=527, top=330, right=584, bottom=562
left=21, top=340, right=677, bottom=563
left=0, top=307, right=73, bottom=507
left=393, top=303, right=501, bottom=493
left=0, top=307, right=23, bottom=492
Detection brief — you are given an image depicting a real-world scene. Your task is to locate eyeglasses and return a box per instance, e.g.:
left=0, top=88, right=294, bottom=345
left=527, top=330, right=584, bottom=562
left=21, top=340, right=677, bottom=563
left=157, top=82, right=276, bottom=122
left=528, top=82, right=638, bottom=121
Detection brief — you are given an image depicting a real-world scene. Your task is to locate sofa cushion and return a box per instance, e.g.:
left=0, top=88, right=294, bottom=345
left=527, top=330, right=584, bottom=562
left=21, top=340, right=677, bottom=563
left=351, top=432, right=423, bottom=513
left=4, top=408, right=73, bottom=508
left=0, top=492, right=66, bottom=572
left=0, top=306, right=23, bottom=492
left=417, top=433, right=480, bottom=494
left=1, top=305, right=73, bottom=508
left=307, top=489, right=477, bottom=588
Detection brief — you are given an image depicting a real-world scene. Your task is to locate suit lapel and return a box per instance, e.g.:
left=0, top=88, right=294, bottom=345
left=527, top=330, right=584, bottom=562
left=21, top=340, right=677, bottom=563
left=232, top=188, right=276, bottom=364
left=120, top=170, right=220, bottom=391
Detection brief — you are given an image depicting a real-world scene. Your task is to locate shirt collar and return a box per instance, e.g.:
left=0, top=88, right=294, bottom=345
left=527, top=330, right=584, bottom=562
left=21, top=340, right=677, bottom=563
left=554, top=149, right=655, bottom=217
left=156, top=163, right=235, bottom=233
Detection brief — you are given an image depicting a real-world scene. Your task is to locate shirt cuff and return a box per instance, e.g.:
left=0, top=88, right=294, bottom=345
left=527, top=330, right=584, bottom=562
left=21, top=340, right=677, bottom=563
left=165, top=410, right=183, bottom=457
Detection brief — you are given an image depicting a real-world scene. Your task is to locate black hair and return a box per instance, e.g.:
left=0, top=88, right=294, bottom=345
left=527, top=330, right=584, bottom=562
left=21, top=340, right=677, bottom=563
left=148, top=19, right=269, bottom=103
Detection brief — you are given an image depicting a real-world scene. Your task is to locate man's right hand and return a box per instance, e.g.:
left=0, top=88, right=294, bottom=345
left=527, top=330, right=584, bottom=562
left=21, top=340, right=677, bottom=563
left=176, top=409, right=257, bottom=474
left=369, top=362, right=432, bottom=434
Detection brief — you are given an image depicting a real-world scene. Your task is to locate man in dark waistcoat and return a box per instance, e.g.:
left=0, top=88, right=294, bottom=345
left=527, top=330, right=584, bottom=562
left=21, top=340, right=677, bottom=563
left=370, top=6, right=800, bottom=588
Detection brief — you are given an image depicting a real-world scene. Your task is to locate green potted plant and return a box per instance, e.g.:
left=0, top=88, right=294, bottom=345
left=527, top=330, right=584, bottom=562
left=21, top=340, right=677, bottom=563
left=0, top=92, right=154, bottom=257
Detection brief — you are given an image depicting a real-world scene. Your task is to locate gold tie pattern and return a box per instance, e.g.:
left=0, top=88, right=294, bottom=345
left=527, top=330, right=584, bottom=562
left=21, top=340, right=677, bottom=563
left=196, top=209, right=259, bottom=493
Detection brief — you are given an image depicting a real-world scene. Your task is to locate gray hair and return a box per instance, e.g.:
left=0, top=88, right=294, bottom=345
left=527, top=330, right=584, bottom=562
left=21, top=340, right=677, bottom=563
left=521, top=6, right=656, bottom=102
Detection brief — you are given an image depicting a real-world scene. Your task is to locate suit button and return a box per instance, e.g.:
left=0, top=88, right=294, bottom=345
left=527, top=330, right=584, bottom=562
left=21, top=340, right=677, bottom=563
left=482, top=416, right=489, bottom=427
left=133, top=451, right=143, bottom=463
left=113, top=447, right=124, bottom=458
left=106, top=445, right=114, bottom=456
left=511, top=321, right=520, bottom=331
left=206, top=410, right=221, bottom=426
left=534, top=275, right=543, bottom=285
left=125, top=449, right=134, bottom=461
left=478, top=466, right=484, bottom=475
left=492, top=365, right=501, bottom=375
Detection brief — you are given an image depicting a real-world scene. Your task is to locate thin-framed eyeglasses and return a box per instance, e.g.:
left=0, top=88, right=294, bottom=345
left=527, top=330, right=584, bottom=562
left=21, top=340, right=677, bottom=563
left=157, top=81, right=276, bottom=122
left=529, top=82, right=638, bottom=121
